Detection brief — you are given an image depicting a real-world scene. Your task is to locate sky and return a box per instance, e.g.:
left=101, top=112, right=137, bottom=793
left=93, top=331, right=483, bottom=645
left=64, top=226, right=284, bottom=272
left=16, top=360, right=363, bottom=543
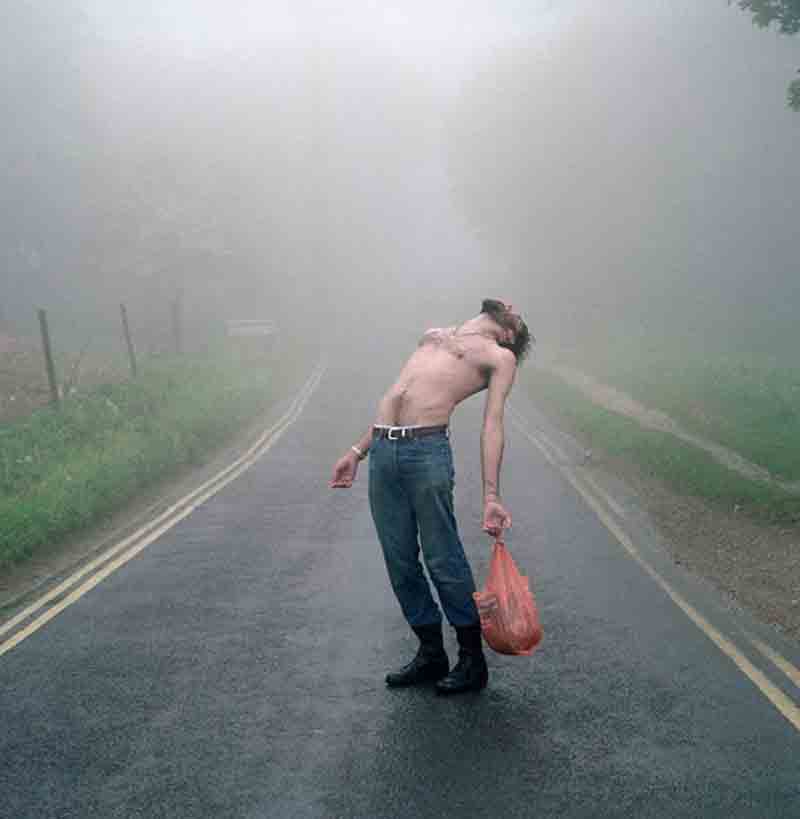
left=2, top=0, right=799, bottom=357
left=82, top=1, right=564, bottom=52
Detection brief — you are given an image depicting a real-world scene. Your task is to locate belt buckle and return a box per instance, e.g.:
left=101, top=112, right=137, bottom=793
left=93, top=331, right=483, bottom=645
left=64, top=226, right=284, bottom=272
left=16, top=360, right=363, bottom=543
left=387, top=426, right=403, bottom=441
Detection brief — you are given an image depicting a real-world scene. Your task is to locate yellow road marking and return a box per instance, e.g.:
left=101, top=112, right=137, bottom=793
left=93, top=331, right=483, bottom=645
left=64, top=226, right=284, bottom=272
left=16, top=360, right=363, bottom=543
left=577, top=468, right=628, bottom=521
left=1, top=509, right=194, bottom=639
left=0, top=362, right=325, bottom=658
left=509, top=408, right=626, bottom=520
left=745, top=632, right=800, bottom=690
left=511, top=414, right=800, bottom=734
left=509, top=406, right=568, bottom=463
left=0, top=505, right=198, bottom=657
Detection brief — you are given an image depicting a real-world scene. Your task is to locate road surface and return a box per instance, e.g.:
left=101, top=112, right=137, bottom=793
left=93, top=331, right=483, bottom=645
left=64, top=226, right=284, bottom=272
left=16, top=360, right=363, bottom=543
left=1, top=360, right=799, bottom=818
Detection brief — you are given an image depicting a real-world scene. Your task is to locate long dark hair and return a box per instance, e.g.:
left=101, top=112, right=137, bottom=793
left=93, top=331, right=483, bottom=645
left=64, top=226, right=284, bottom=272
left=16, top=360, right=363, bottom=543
left=481, top=299, right=533, bottom=363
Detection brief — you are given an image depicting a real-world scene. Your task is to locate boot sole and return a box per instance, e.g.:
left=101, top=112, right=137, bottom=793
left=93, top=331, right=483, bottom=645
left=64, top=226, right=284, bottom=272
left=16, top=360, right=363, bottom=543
left=435, top=672, right=489, bottom=695
left=385, top=664, right=450, bottom=688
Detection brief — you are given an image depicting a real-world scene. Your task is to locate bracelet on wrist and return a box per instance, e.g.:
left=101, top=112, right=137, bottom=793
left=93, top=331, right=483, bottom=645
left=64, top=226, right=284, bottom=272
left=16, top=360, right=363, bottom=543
left=351, top=445, right=366, bottom=460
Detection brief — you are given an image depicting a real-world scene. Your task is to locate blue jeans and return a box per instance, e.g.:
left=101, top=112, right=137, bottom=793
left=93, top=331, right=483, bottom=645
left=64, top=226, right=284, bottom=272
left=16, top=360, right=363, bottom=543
left=368, top=431, right=479, bottom=628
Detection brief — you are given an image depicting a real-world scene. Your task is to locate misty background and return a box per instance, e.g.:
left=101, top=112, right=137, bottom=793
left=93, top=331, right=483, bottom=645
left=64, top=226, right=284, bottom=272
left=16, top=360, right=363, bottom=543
left=2, top=0, right=798, bottom=362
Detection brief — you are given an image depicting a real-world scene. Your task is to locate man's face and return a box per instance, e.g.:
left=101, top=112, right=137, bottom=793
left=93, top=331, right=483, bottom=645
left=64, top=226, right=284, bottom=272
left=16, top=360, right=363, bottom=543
left=495, top=301, right=524, bottom=340
left=481, top=297, right=531, bottom=360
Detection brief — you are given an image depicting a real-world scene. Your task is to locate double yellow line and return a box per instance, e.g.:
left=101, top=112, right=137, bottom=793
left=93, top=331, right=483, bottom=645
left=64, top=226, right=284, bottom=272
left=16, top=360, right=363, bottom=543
left=508, top=405, right=800, bottom=734
left=0, top=361, right=326, bottom=659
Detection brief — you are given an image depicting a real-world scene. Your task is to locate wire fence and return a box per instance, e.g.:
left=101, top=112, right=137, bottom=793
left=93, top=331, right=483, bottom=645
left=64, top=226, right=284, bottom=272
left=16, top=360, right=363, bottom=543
left=0, top=300, right=277, bottom=424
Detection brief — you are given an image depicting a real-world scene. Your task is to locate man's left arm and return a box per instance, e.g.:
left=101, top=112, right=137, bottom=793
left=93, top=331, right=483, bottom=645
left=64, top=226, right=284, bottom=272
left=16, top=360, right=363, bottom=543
left=480, top=350, right=517, bottom=538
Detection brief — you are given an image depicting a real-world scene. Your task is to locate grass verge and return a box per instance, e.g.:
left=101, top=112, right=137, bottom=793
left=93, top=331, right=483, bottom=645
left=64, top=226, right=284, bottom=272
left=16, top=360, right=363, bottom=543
left=525, top=367, right=800, bottom=524
left=548, top=345, right=800, bottom=483
left=0, top=343, right=313, bottom=568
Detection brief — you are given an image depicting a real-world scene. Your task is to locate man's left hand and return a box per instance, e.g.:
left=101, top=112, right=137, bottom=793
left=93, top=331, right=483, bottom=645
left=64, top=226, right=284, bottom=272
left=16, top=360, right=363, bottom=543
left=482, top=498, right=512, bottom=539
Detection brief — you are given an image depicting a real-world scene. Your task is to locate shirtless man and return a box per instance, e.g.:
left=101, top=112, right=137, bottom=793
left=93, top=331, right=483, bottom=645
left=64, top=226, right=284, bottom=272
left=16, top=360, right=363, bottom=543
left=330, top=299, right=532, bottom=694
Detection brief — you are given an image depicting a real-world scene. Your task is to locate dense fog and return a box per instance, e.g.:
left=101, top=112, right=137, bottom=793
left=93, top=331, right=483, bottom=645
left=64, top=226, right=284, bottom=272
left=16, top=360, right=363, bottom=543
left=2, top=0, right=798, bottom=358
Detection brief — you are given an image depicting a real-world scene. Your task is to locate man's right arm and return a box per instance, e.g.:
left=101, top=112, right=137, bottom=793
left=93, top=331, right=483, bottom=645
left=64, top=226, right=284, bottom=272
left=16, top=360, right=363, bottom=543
left=330, top=426, right=373, bottom=488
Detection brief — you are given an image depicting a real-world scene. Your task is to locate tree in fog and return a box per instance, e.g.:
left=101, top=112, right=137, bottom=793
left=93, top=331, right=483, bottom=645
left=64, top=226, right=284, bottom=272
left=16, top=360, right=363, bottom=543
left=446, top=6, right=800, bottom=352
left=737, top=0, right=800, bottom=33
left=734, top=0, right=800, bottom=109
left=1, top=1, right=90, bottom=319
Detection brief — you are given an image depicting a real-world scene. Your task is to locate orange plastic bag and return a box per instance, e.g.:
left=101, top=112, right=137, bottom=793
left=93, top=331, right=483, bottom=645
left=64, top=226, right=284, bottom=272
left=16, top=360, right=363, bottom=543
left=473, top=541, right=543, bottom=655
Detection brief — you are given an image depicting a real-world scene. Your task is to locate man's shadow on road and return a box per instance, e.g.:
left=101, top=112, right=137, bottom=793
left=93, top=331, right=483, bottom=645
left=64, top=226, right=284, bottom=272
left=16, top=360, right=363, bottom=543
left=321, top=634, right=558, bottom=817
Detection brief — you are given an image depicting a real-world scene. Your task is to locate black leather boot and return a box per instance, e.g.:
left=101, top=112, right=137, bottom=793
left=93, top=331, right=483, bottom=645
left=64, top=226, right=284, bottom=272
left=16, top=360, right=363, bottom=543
left=386, top=624, right=450, bottom=687
left=435, top=624, right=488, bottom=695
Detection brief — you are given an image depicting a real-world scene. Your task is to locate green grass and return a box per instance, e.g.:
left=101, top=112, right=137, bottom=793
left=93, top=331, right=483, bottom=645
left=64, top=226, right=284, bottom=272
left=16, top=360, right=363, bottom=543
left=0, top=342, right=313, bottom=568
left=549, top=343, right=800, bottom=483
left=525, top=367, right=800, bottom=524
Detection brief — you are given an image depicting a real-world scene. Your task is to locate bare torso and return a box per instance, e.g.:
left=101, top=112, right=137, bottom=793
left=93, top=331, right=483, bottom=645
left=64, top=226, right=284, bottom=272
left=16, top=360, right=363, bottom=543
left=375, top=323, right=502, bottom=426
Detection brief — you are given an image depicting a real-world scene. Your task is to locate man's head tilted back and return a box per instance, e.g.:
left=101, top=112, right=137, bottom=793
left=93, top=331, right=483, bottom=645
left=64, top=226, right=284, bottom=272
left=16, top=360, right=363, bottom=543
left=481, top=298, right=533, bottom=363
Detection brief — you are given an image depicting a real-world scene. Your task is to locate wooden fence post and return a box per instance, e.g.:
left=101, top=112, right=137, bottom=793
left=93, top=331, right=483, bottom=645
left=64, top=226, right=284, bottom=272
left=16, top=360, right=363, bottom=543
left=171, top=296, right=183, bottom=355
left=37, top=308, right=60, bottom=407
left=120, top=303, right=138, bottom=377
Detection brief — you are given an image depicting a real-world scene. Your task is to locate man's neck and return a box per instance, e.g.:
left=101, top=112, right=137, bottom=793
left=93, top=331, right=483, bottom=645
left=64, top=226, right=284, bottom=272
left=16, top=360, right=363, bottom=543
left=455, top=315, right=502, bottom=341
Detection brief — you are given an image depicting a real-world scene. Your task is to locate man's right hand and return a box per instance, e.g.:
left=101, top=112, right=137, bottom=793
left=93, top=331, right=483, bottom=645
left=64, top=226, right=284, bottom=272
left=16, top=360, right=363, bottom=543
left=329, top=451, right=359, bottom=488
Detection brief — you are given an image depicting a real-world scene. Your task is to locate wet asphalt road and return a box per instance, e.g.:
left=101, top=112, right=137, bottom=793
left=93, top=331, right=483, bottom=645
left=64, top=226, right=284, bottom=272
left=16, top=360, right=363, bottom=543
left=1, top=360, right=799, bottom=818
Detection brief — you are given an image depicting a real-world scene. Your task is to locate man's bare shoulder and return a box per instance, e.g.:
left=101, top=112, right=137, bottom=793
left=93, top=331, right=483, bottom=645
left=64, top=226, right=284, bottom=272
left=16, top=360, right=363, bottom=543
left=489, top=345, right=517, bottom=373
left=418, top=326, right=455, bottom=345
